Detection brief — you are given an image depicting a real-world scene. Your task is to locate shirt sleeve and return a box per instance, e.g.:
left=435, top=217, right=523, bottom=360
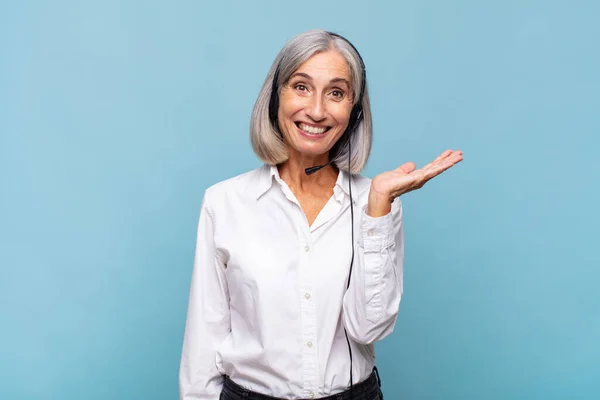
left=342, top=196, right=404, bottom=345
left=179, top=195, right=231, bottom=399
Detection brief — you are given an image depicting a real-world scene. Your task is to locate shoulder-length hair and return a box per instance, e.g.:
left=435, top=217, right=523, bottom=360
left=250, top=29, right=372, bottom=174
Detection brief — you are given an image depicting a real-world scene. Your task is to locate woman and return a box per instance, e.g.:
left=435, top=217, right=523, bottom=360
left=179, top=29, right=463, bottom=400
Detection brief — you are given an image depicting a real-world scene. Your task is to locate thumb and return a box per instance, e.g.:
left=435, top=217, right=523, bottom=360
left=395, top=162, right=416, bottom=174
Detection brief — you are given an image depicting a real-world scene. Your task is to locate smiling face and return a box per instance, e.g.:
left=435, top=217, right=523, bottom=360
left=277, top=49, right=354, bottom=163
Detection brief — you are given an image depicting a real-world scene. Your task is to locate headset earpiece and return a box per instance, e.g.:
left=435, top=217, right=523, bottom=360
left=269, top=68, right=281, bottom=132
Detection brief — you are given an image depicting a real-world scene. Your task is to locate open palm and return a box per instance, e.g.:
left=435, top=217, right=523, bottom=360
left=370, top=149, right=464, bottom=203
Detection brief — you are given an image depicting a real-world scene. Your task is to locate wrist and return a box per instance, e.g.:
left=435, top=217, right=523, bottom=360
left=367, top=188, right=392, bottom=218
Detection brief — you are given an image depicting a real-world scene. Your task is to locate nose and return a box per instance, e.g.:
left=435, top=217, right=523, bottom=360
left=305, top=94, right=326, bottom=122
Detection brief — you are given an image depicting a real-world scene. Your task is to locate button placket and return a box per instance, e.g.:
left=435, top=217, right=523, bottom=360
left=299, top=230, right=319, bottom=395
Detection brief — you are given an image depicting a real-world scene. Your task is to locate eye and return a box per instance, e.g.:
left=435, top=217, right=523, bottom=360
left=331, top=89, right=345, bottom=99
left=294, top=84, right=308, bottom=92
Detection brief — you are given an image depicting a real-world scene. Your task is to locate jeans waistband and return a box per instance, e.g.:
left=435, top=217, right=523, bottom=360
left=221, top=367, right=382, bottom=400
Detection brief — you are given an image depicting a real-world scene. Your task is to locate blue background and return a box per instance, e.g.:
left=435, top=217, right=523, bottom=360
left=1, top=1, right=599, bottom=399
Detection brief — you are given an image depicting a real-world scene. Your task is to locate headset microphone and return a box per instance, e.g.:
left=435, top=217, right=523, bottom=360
left=304, top=162, right=332, bottom=176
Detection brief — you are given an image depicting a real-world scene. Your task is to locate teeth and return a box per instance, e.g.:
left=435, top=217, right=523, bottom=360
left=299, top=122, right=327, bottom=135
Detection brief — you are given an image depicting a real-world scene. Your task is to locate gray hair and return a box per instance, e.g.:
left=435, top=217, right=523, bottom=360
left=249, top=29, right=372, bottom=174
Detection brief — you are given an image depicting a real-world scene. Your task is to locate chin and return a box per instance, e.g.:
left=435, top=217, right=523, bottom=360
left=298, top=147, right=329, bottom=158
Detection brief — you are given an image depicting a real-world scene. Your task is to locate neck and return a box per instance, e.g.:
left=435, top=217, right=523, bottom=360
left=278, top=152, right=338, bottom=192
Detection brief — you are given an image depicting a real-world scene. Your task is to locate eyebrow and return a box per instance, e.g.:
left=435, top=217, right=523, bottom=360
left=289, top=72, right=351, bottom=88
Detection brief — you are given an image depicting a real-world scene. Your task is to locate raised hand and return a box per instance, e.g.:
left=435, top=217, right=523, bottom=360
left=367, top=150, right=464, bottom=217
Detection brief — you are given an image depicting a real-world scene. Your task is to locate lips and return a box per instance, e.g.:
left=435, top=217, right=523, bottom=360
left=295, top=122, right=331, bottom=135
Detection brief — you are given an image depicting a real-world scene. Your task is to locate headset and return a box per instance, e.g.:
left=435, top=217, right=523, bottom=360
left=268, top=31, right=377, bottom=396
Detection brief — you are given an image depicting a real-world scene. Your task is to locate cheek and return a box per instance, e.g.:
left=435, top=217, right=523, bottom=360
left=278, top=92, right=304, bottom=118
left=331, top=105, right=353, bottom=127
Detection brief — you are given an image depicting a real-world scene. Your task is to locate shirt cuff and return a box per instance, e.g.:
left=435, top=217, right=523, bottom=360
left=360, top=205, right=395, bottom=252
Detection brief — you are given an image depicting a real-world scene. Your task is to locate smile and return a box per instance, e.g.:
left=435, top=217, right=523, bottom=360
left=295, top=122, right=331, bottom=135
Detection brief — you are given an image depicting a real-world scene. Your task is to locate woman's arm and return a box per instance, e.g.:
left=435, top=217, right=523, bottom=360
left=342, top=149, right=462, bottom=344
left=342, top=197, right=404, bottom=345
left=179, top=196, right=230, bottom=399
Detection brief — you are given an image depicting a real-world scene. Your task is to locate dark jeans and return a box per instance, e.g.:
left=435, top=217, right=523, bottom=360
left=220, top=368, right=383, bottom=400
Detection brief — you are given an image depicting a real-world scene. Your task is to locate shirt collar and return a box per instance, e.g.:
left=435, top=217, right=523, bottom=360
left=254, top=164, right=278, bottom=200
left=254, top=163, right=353, bottom=201
left=333, top=167, right=351, bottom=199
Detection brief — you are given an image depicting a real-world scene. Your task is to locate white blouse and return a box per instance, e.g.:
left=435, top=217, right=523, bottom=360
left=179, top=164, right=404, bottom=399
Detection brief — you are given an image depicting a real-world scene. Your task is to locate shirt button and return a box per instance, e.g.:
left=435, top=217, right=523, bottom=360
left=367, top=229, right=376, bottom=236
left=309, top=392, right=315, bottom=398
left=306, top=341, right=313, bottom=348
left=304, top=293, right=311, bottom=300
left=304, top=245, right=310, bottom=252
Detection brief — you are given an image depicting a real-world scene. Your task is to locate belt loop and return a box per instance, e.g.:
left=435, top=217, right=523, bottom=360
left=373, top=366, right=382, bottom=388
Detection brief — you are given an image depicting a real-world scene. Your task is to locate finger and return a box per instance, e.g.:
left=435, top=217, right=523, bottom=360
left=413, top=154, right=463, bottom=187
left=423, top=149, right=453, bottom=170
left=444, top=151, right=464, bottom=167
left=424, top=155, right=463, bottom=179
left=434, top=149, right=453, bottom=163
left=425, top=150, right=463, bottom=170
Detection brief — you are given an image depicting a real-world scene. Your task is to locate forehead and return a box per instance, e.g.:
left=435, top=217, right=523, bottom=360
left=294, top=50, right=351, bottom=81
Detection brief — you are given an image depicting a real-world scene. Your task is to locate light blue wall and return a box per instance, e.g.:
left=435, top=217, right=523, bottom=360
left=1, top=1, right=598, bottom=399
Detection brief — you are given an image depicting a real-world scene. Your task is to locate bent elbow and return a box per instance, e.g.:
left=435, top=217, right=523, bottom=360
left=343, top=298, right=402, bottom=345
left=343, top=312, right=400, bottom=345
